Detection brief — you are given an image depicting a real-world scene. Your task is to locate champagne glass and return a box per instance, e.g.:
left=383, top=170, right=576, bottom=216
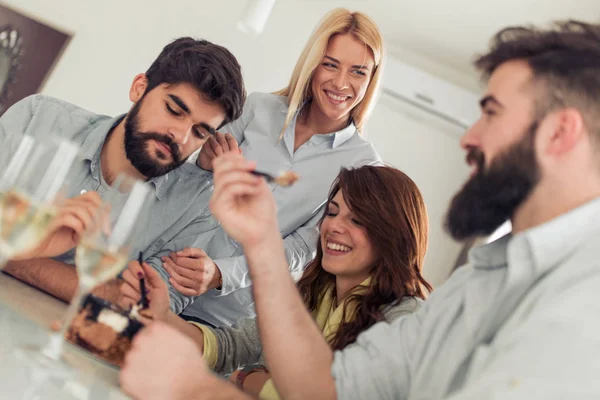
left=17, top=174, right=151, bottom=378
left=0, top=135, right=79, bottom=269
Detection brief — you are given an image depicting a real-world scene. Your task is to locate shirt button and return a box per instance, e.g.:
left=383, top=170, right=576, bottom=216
left=80, top=189, right=87, bottom=195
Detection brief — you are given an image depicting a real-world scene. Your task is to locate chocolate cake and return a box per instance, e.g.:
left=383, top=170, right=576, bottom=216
left=66, top=295, right=146, bottom=367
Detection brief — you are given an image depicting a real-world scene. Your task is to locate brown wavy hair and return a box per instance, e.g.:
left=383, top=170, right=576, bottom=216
left=297, top=165, right=431, bottom=350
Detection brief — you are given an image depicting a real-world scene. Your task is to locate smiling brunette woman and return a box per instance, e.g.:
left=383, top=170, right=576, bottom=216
left=121, top=163, right=432, bottom=400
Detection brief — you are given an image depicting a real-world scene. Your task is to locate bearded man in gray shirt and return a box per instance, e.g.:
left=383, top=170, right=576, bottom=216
left=2, top=37, right=245, bottom=303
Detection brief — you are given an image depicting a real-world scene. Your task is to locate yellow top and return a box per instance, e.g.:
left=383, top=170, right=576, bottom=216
left=191, top=277, right=372, bottom=400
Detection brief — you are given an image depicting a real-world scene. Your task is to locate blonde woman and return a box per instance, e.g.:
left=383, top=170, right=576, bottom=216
left=127, top=8, right=387, bottom=328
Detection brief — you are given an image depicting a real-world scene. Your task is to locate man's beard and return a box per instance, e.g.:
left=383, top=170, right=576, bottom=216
left=124, top=98, right=187, bottom=178
left=445, top=122, right=541, bottom=241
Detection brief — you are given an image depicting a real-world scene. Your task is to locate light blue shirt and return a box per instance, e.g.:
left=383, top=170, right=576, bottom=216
left=332, top=197, right=600, bottom=399
left=180, top=93, right=381, bottom=326
left=0, top=95, right=218, bottom=281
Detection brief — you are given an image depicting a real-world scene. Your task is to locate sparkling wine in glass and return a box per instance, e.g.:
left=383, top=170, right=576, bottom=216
left=0, top=135, right=79, bottom=269
left=18, top=173, right=151, bottom=377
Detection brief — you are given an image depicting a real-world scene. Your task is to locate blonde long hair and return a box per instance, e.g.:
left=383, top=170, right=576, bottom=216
left=274, top=8, right=385, bottom=136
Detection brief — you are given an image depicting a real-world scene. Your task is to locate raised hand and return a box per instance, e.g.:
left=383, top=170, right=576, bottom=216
left=210, top=153, right=278, bottom=248
left=197, top=132, right=241, bottom=171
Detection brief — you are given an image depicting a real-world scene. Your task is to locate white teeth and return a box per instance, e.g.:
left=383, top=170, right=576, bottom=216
left=326, top=242, right=351, bottom=252
left=327, top=92, right=348, bottom=102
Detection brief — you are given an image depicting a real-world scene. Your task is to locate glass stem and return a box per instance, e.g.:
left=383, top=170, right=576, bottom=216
left=42, top=283, right=89, bottom=360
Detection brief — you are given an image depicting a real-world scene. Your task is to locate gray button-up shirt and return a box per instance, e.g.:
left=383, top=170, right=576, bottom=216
left=332, top=197, right=600, bottom=399
left=181, top=93, right=381, bottom=326
left=0, top=95, right=218, bottom=282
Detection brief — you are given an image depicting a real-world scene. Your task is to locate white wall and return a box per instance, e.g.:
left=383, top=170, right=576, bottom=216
left=3, top=0, right=474, bottom=285
left=366, top=96, right=471, bottom=287
left=2, top=0, right=330, bottom=115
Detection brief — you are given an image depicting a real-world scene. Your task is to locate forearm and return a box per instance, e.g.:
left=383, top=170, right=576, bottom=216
left=199, top=377, right=254, bottom=400
left=244, top=231, right=336, bottom=400
left=243, top=372, right=271, bottom=398
left=165, top=311, right=205, bottom=353
left=4, top=259, right=78, bottom=302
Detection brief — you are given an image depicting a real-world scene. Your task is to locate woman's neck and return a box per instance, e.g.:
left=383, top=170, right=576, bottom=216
left=334, top=275, right=367, bottom=307
left=294, top=101, right=350, bottom=151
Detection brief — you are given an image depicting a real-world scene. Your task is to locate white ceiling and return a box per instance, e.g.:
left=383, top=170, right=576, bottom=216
left=4, top=0, right=598, bottom=94
left=278, top=0, right=600, bottom=90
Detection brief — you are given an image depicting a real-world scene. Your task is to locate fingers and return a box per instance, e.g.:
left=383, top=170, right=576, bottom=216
left=198, top=144, right=217, bottom=169
left=214, top=132, right=230, bottom=152
left=120, top=290, right=141, bottom=308
left=54, top=191, right=104, bottom=235
left=208, top=136, right=224, bottom=157
left=120, top=262, right=143, bottom=293
left=126, top=260, right=144, bottom=282
left=119, top=266, right=143, bottom=307
left=169, top=277, right=202, bottom=297
left=212, top=132, right=239, bottom=155
left=224, top=133, right=238, bottom=152
left=198, top=131, right=240, bottom=171
left=54, top=207, right=93, bottom=235
left=173, top=248, right=207, bottom=259
left=163, top=258, right=201, bottom=290
left=164, top=259, right=200, bottom=280
left=141, top=262, right=167, bottom=291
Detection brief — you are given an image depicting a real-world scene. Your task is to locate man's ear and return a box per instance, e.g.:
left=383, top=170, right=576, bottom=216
left=130, top=74, right=149, bottom=103
left=544, top=108, right=585, bottom=156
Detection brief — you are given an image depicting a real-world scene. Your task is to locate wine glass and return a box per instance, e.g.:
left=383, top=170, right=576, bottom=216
left=0, top=134, right=80, bottom=269
left=17, top=174, right=151, bottom=379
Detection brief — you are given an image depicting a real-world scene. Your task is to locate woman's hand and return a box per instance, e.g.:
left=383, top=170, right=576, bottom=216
left=197, top=132, right=240, bottom=171
left=210, top=153, right=279, bottom=248
left=118, top=260, right=170, bottom=323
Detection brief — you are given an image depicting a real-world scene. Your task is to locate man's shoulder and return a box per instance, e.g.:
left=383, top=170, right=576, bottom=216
left=383, top=297, right=423, bottom=322
left=18, top=94, right=112, bottom=141
left=245, top=92, right=288, bottom=114
left=28, top=94, right=107, bottom=122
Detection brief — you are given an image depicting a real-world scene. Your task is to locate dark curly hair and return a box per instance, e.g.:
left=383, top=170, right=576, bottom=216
left=144, top=37, right=246, bottom=128
left=297, top=165, right=432, bottom=350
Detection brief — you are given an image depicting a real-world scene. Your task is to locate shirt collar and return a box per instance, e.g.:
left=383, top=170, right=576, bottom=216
left=281, top=101, right=358, bottom=149
left=80, top=115, right=123, bottom=162
left=522, top=195, right=600, bottom=276
left=470, top=195, right=600, bottom=274
left=80, top=114, right=167, bottom=200
left=469, top=233, right=512, bottom=270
